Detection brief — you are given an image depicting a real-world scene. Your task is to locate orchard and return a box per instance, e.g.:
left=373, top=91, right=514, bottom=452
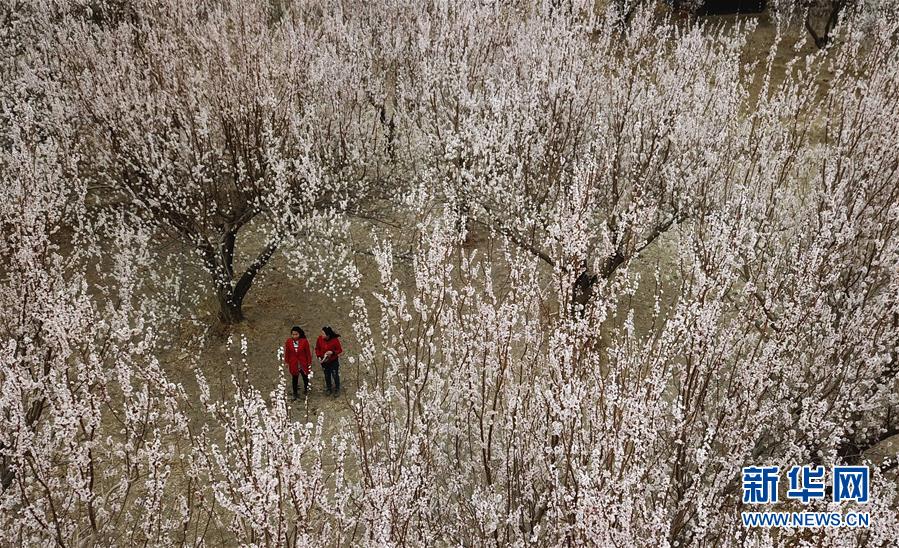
left=1, top=0, right=898, bottom=546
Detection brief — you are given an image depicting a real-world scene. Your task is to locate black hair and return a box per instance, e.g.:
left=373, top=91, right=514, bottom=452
left=291, top=326, right=305, bottom=338
left=322, top=325, right=340, bottom=339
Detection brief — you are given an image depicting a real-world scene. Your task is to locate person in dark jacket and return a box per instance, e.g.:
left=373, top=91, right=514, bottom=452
left=284, top=326, right=312, bottom=400
left=315, top=325, right=343, bottom=395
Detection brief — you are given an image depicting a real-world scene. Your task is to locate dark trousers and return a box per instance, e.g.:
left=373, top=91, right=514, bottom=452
left=291, top=373, right=309, bottom=396
left=323, top=360, right=340, bottom=391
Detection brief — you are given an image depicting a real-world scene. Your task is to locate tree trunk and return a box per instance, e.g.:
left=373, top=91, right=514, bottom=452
left=570, top=248, right=626, bottom=314
left=221, top=229, right=236, bottom=279
left=203, top=233, right=280, bottom=325
left=572, top=268, right=596, bottom=313
left=216, top=285, right=245, bottom=323
left=805, top=0, right=846, bottom=49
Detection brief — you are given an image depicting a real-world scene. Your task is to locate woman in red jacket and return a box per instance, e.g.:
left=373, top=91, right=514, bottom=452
left=315, top=325, right=343, bottom=395
left=284, top=326, right=312, bottom=400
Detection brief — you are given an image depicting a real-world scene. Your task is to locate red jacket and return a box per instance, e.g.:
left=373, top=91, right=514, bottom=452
left=284, top=337, right=312, bottom=376
left=315, top=336, right=343, bottom=365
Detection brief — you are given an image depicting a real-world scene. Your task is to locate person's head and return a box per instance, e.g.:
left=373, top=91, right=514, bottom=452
left=322, top=325, right=339, bottom=340
left=291, top=326, right=304, bottom=339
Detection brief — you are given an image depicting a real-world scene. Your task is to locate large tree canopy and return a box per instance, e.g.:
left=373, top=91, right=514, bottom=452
left=56, top=0, right=382, bottom=322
